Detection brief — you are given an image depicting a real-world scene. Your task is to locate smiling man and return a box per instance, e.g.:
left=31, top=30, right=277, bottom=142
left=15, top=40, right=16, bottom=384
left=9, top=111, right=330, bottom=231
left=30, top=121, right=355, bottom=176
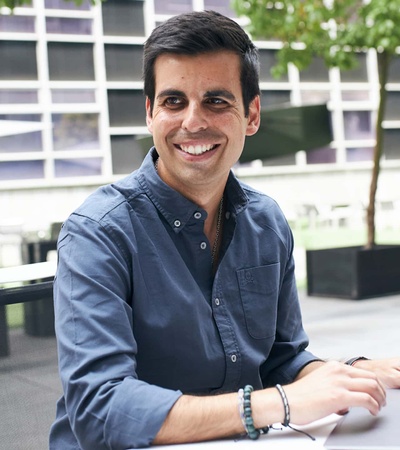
left=50, top=10, right=399, bottom=450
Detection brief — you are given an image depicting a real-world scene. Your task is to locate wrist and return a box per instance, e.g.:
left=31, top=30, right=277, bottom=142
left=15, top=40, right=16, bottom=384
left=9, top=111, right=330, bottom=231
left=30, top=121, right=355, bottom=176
left=345, top=356, right=370, bottom=367
left=251, top=387, right=284, bottom=429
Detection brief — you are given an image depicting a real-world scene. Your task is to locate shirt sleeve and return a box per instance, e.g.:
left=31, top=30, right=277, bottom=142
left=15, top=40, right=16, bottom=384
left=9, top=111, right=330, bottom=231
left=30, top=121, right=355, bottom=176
left=260, top=229, right=320, bottom=387
left=53, top=213, right=182, bottom=449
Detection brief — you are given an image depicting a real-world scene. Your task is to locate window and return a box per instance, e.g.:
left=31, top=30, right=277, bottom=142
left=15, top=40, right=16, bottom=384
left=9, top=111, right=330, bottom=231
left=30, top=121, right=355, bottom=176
left=52, top=113, right=99, bottom=151
left=0, top=90, right=38, bottom=104
left=54, top=158, right=102, bottom=177
left=341, top=90, right=370, bottom=101
left=46, top=18, right=92, bottom=35
left=204, top=0, right=236, bottom=17
left=48, top=43, right=95, bottom=81
left=300, top=90, right=331, bottom=104
left=383, top=129, right=400, bottom=160
left=105, top=45, right=143, bottom=82
left=299, top=57, right=329, bottom=82
left=0, top=15, right=35, bottom=33
left=385, top=92, right=400, bottom=121
left=343, top=111, right=373, bottom=140
left=111, top=135, right=148, bottom=174
left=0, top=161, right=44, bottom=180
left=45, top=0, right=91, bottom=10
left=340, top=53, right=368, bottom=83
left=0, top=132, right=42, bottom=153
left=306, top=146, right=336, bottom=164
left=108, top=90, right=146, bottom=127
left=259, top=49, right=288, bottom=82
left=346, top=147, right=374, bottom=162
left=388, top=55, right=400, bottom=83
left=0, top=41, right=37, bottom=80
left=102, top=0, right=145, bottom=37
left=260, top=91, right=291, bottom=108
left=51, top=89, right=95, bottom=104
left=153, top=0, right=192, bottom=14
left=0, top=114, right=43, bottom=152
left=263, top=154, right=297, bottom=166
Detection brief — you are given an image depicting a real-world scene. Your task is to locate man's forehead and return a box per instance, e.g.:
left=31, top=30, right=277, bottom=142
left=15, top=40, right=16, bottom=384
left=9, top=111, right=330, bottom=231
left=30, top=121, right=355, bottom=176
left=153, top=51, right=242, bottom=96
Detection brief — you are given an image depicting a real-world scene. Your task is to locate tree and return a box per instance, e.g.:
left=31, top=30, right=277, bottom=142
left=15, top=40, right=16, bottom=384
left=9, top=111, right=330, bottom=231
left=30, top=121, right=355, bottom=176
left=233, top=0, right=400, bottom=248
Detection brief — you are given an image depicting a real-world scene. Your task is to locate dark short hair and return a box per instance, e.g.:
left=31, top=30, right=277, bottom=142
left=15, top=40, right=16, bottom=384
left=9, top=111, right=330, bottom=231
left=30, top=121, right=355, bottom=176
left=143, top=10, right=260, bottom=117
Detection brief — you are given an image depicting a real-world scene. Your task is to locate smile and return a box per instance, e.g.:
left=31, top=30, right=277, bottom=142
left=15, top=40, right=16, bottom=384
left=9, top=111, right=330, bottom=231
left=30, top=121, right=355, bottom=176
left=180, top=144, right=217, bottom=155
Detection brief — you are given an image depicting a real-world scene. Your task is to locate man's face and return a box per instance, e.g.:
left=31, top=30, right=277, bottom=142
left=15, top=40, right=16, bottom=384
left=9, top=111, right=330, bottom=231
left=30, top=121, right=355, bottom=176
left=146, top=51, right=260, bottom=195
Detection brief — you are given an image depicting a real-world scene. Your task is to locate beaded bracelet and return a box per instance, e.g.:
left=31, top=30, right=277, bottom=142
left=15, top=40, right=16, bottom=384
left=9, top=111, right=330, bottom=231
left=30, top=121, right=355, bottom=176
left=238, top=385, right=269, bottom=440
left=237, top=388, right=246, bottom=431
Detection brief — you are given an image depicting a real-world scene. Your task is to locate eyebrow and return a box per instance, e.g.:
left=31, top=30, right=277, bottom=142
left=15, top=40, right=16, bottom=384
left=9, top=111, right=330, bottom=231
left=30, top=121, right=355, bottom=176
left=204, top=90, right=236, bottom=101
left=157, top=89, right=185, bottom=100
left=156, top=89, right=237, bottom=102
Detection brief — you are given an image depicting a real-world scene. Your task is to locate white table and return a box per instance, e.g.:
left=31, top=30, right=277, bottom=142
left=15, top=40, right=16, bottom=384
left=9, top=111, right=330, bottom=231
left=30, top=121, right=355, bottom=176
left=132, top=415, right=341, bottom=450
left=0, top=260, right=57, bottom=285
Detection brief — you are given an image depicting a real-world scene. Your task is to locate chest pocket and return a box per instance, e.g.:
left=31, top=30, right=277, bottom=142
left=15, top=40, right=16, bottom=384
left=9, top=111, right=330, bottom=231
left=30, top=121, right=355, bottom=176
left=237, top=264, right=280, bottom=340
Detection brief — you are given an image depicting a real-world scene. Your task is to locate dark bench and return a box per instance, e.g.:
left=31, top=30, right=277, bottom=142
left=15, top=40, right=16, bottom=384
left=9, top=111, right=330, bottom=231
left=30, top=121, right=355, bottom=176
left=0, top=261, right=55, bottom=357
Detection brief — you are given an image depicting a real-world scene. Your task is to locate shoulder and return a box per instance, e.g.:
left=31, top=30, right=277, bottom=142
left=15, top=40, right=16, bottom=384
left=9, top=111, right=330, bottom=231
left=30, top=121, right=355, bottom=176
left=73, top=171, right=143, bottom=223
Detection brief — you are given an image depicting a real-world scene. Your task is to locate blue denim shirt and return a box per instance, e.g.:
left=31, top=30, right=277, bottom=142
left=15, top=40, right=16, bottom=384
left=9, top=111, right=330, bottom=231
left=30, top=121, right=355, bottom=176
left=50, top=148, right=318, bottom=449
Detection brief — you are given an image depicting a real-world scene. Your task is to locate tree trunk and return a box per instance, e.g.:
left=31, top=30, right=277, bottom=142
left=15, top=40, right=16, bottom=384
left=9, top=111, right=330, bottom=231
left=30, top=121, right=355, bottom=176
left=366, top=51, right=390, bottom=249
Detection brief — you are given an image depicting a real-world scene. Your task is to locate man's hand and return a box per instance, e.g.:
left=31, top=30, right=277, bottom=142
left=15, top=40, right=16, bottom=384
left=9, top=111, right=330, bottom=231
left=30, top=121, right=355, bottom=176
left=283, top=361, right=386, bottom=425
left=352, top=358, right=400, bottom=389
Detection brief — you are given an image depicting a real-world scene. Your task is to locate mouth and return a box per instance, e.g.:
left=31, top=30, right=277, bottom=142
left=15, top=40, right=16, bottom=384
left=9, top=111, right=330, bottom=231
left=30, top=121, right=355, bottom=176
left=178, top=143, right=218, bottom=156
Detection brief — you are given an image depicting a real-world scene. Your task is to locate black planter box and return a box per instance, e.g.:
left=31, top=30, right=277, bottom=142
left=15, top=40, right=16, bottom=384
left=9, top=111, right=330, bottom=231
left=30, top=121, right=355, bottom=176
left=306, top=245, right=400, bottom=300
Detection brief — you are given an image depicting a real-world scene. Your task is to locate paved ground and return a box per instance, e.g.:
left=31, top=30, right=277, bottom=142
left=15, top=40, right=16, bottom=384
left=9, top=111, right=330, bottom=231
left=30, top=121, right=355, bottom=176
left=1, top=290, right=400, bottom=450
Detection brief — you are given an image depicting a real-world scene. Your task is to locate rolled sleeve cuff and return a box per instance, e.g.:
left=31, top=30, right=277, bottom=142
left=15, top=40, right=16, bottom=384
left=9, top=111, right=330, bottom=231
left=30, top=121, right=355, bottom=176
left=268, top=351, right=322, bottom=386
left=104, top=379, right=182, bottom=449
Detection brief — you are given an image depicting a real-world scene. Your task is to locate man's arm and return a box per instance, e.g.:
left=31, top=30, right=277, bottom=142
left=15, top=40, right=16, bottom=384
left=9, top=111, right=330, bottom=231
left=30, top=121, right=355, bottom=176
left=153, top=361, right=386, bottom=445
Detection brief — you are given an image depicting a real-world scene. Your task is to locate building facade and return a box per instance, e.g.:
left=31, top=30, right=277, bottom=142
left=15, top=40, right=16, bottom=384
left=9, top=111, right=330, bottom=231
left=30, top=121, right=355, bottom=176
left=0, top=0, right=399, bottom=242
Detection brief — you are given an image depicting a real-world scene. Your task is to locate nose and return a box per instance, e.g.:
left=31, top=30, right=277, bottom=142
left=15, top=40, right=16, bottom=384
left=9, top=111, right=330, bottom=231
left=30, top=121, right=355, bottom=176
left=181, top=102, right=208, bottom=132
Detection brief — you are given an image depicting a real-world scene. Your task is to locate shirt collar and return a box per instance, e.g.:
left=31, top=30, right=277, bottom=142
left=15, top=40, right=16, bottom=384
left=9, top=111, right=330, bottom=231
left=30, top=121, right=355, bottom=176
left=138, top=148, right=249, bottom=232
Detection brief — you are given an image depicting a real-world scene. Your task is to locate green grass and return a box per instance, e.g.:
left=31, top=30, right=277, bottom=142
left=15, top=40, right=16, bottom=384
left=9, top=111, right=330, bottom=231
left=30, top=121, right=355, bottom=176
left=6, top=303, right=24, bottom=328
left=293, top=227, right=400, bottom=250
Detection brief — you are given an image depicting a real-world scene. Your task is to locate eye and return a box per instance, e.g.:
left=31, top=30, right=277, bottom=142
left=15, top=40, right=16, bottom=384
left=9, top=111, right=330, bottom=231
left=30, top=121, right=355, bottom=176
left=206, top=98, right=229, bottom=108
left=164, top=97, right=185, bottom=109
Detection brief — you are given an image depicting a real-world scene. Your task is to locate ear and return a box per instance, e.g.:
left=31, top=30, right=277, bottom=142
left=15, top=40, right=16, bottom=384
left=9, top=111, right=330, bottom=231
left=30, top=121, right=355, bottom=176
left=145, top=97, right=153, bottom=133
left=246, top=95, right=261, bottom=137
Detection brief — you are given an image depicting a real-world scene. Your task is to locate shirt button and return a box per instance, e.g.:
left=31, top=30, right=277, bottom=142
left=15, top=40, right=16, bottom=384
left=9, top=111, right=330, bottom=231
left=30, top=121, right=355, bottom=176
left=194, top=212, right=202, bottom=219
left=225, top=211, right=231, bottom=220
left=214, top=298, right=220, bottom=306
left=200, top=241, right=207, bottom=250
left=174, top=219, right=181, bottom=228
left=231, top=354, right=237, bottom=363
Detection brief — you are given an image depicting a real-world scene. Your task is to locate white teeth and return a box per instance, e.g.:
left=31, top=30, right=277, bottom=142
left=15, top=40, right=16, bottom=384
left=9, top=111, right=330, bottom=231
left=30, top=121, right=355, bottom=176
left=180, top=144, right=215, bottom=155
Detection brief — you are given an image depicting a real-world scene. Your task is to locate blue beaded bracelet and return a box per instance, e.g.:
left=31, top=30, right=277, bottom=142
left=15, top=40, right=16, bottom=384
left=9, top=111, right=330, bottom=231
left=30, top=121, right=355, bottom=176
left=240, top=385, right=269, bottom=440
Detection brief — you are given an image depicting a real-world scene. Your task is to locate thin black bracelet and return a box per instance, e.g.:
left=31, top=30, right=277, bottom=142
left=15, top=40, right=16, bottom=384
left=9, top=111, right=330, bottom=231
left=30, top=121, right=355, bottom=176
left=345, top=356, right=370, bottom=366
left=275, top=384, right=290, bottom=426
left=274, top=384, right=316, bottom=441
